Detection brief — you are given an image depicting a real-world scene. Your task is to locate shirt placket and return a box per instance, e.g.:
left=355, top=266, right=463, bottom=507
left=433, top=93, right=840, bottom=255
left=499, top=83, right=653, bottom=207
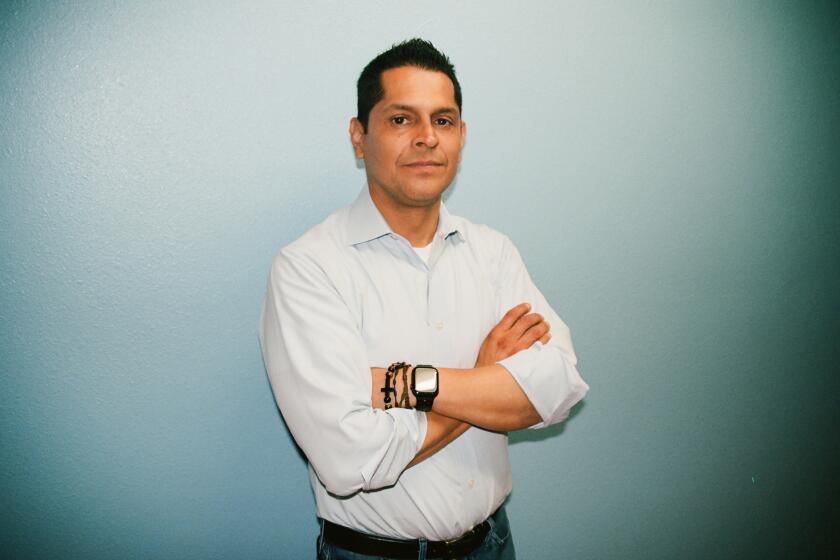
left=429, top=239, right=475, bottom=525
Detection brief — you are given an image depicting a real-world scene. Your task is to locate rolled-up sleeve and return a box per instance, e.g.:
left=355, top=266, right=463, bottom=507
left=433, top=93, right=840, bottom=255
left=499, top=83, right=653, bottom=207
left=258, top=249, right=427, bottom=496
left=495, top=236, right=589, bottom=428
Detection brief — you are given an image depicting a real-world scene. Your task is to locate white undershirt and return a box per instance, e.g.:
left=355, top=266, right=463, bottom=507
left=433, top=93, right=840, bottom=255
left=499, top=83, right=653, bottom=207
left=411, top=242, right=433, bottom=264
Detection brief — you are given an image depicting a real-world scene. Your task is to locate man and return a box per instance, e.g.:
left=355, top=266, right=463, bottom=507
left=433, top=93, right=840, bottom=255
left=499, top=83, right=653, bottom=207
left=259, top=38, right=588, bottom=559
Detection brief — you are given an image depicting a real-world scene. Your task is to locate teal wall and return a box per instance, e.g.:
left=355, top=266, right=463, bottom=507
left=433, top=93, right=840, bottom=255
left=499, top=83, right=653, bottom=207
left=2, top=2, right=838, bottom=558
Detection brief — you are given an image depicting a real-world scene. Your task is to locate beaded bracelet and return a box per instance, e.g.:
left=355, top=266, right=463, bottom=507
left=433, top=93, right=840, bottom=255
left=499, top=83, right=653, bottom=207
left=381, top=367, right=395, bottom=410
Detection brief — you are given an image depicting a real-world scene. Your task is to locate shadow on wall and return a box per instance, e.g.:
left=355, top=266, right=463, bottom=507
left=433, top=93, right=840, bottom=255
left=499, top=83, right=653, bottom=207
left=273, top=404, right=308, bottom=465
left=509, top=401, right=586, bottom=445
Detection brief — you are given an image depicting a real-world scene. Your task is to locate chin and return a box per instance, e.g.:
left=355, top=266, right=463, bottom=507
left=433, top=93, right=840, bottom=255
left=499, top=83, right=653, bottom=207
left=408, top=178, right=452, bottom=198
left=404, top=186, right=448, bottom=206
left=371, top=177, right=451, bottom=209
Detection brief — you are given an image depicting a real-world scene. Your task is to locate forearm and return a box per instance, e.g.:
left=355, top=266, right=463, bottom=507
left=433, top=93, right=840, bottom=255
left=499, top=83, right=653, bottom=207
left=371, top=364, right=541, bottom=433
left=406, top=412, right=470, bottom=468
left=434, top=365, right=541, bottom=431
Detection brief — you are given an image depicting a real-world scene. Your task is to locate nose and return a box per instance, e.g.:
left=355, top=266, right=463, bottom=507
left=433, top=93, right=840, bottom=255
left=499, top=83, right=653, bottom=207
left=414, top=121, right=439, bottom=149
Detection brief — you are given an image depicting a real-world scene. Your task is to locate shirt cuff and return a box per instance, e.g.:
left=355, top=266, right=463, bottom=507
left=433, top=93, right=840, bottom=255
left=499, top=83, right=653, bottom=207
left=358, top=408, right=428, bottom=489
left=499, top=342, right=589, bottom=429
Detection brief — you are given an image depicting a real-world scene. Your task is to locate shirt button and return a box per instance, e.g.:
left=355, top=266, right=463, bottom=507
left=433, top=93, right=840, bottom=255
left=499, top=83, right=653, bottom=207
left=434, top=322, right=444, bottom=331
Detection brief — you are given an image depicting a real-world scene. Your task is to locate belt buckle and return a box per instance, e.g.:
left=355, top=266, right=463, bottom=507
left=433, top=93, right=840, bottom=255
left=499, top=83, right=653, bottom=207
left=439, top=539, right=461, bottom=560
left=441, top=538, right=459, bottom=559
left=439, top=525, right=478, bottom=558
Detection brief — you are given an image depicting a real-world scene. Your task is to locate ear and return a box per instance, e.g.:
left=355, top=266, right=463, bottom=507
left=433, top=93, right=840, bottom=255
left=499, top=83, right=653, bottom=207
left=349, top=118, right=365, bottom=159
left=458, top=120, right=467, bottom=160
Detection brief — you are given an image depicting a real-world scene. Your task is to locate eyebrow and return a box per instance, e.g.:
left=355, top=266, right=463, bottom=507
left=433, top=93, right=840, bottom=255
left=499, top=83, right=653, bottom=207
left=384, top=104, right=460, bottom=116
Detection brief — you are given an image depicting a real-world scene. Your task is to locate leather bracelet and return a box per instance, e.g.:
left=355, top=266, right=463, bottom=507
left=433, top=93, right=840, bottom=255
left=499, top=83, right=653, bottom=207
left=386, top=362, right=413, bottom=409
left=399, top=363, right=411, bottom=408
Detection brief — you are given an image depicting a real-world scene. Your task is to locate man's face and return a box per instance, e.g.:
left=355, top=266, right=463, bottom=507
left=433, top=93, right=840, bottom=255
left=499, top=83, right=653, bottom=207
left=350, top=66, right=466, bottom=210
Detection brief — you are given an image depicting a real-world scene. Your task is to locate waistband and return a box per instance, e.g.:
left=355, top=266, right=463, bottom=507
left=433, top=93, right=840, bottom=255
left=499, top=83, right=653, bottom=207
left=319, top=506, right=503, bottom=559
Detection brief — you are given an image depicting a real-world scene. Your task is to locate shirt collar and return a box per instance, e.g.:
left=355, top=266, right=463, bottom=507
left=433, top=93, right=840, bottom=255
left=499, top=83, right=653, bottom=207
left=345, top=186, right=464, bottom=246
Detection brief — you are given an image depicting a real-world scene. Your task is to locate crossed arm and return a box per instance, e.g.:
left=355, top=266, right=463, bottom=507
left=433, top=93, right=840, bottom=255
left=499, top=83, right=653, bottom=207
left=261, top=241, right=588, bottom=495
left=371, top=302, right=552, bottom=468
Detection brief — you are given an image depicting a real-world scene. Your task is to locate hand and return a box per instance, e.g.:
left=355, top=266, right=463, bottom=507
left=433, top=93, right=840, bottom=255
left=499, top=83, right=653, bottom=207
left=474, top=303, right=550, bottom=367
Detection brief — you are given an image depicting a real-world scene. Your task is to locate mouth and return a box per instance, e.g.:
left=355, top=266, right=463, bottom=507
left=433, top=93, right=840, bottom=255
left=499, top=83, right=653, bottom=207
left=403, top=161, right=444, bottom=169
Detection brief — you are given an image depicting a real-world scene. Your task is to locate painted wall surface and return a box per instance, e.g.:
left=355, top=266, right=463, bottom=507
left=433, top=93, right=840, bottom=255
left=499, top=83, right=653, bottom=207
left=2, top=1, right=838, bottom=558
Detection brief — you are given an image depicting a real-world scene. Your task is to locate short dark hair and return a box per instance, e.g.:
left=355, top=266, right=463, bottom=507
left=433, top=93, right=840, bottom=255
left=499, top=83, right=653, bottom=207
left=356, top=38, right=462, bottom=132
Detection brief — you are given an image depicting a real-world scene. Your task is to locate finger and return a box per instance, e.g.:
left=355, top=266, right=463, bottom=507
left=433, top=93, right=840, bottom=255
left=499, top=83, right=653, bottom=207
left=516, top=320, right=550, bottom=351
left=496, top=302, right=531, bottom=332
left=510, top=312, right=544, bottom=338
left=539, top=332, right=551, bottom=345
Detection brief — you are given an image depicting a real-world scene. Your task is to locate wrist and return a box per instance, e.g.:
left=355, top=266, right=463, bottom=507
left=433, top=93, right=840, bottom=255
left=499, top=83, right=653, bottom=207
left=398, top=362, right=414, bottom=409
left=395, top=369, right=417, bottom=408
left=384, top=362, right=413, bottom=409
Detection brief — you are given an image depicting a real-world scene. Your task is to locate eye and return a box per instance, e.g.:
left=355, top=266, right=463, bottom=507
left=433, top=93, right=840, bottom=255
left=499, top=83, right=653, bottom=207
left=391, top=116, right=408, bottom=125
left=435, top=117, right=454, bottom=126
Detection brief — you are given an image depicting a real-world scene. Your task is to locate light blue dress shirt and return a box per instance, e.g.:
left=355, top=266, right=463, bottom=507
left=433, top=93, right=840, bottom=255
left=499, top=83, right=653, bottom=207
left=259, top=187, right=588, bottom=540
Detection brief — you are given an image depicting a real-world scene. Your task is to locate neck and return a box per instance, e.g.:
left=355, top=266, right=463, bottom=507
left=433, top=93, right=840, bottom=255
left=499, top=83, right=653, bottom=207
left=368, top=187, right=440, bottom=247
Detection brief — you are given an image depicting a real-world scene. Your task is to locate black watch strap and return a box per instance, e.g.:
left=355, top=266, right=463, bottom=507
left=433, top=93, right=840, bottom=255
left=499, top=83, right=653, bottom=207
left=415, top=394, right=435, bottom=412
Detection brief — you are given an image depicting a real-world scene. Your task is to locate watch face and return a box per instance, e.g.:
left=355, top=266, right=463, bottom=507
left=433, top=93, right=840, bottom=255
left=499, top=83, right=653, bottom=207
left=414, top=367, right=438, bottom=393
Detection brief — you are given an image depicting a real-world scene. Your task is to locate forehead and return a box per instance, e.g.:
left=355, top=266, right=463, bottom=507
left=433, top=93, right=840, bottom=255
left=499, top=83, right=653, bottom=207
left=376, top=66, right=458, bottom=111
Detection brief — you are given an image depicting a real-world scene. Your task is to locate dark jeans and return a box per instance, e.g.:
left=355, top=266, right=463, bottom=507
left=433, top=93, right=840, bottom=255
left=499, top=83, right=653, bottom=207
left=316, top=506, right=516, bottom=560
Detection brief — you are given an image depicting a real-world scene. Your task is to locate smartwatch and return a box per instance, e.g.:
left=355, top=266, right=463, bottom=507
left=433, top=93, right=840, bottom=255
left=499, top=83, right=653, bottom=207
left=410, top=365, right=439, bottom=412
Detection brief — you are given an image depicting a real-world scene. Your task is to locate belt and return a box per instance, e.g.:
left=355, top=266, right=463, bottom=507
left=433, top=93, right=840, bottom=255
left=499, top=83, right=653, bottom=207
left=320, top=514, right=493, bottom=559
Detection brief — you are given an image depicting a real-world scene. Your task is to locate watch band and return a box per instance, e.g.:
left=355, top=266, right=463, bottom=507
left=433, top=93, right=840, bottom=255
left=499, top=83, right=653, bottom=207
left=415, top=393, right=435, bottom=412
